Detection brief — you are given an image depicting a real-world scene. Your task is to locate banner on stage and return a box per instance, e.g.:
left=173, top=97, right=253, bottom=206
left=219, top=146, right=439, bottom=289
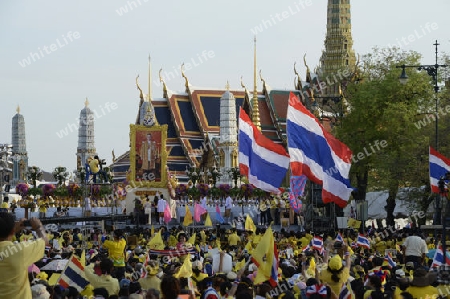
left=130, top=124, right=168, bottom=188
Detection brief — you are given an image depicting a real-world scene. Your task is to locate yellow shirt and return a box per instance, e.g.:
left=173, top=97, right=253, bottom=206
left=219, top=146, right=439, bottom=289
left=89, top=159, right=100, bottom=173
left=84, top=264, right=120, bottom=296
left=139, top=275, right=161, bottom=291
left=0, top=239, right=45, bottom=299
left=228, top=233, right=240, bottom=246
left=191, top=272, right=209, bottom=286
left=103, top=239, right=126, bottom=267
left=375, top=240, right=387, bottom=254
left=319, top=267, right=350, bottom=296
left=406, top=285, right=439, bottom=299
left=1, top=202, right=9, bottom=208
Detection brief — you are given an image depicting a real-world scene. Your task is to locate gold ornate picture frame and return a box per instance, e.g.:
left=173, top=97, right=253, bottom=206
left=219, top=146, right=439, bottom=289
left=130, top=124, right=168, bottom=188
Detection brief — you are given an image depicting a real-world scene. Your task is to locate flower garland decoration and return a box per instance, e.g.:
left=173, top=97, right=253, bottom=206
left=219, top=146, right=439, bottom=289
left=219, top=184, right=231, bottom=196
left=42, top=184, right=56, bottom=197
left=16, top=183, right=29, bottom=197
left=240, top=183, right=254, bottom=198
left=176, top=184, right=187, bottom=197
left=197, top=183, right=209, bottom=197
left=67, top=184, right=82, bottom=197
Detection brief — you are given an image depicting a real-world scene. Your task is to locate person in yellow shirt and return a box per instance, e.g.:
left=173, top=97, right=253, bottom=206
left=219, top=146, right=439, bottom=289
left=191, top=260, right=208, bottom=287
left=228, top=229, right=240, bottom=248
left=38, top=201, right=47, bottom=218
left=406, top=268, right=439, bottom=299
left=0, top=215, right=48, bottom=299
left=138, top=260, right=161, bottom=291
left=102, top=229, right=127, bottom=280
left=84, top=258, right=120, bottom=296
left=0, top=197, right=9, bottom=212
left=375, top=237, right=387, bottom=254
left=319, top=249, right=351, bottom=296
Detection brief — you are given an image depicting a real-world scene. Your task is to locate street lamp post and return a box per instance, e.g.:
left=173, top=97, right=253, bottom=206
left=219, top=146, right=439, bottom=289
left=397, top=40, right=448, bottom=259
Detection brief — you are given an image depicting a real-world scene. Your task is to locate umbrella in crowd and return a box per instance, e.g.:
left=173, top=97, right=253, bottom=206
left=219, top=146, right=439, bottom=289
left=40, top=259, right=69, bottom=271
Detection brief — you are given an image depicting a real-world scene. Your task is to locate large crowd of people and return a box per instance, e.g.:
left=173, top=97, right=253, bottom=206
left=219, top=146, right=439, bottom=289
left=0, top=210, right=449, bottom=299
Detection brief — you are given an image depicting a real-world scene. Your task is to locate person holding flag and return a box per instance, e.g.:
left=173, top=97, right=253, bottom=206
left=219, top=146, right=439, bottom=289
left=319, top=244, right=351, bottom=296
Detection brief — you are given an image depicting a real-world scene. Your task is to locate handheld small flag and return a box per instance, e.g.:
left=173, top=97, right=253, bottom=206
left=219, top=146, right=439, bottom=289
left=357, top=234, right=370, bottom=249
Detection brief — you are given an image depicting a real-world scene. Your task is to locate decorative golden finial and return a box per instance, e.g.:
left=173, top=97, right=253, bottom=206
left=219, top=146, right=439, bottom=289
left=259, top=69, right=265, bottom=85
left=294, top=62, right=303, bottom=90
left=294, top=62, right=299, bottom=77
left=225, top=81, right=230, bottom=90
left=252, top=36, right=261, bottom=131
left=303, top=54, right=311, bottom=81
left=159, top=68, right=164, bottom=83
left=84, top=98, right=89, bottom=107
left=240, top=76, right=246, bottom=90
left=159, top=68, right=168, bottom=97
left=148, top=55, right=152, bottom=101
left=181, top=63, right=189, bottom=89
left=16, top=105, right=20, bottom=114
left=136, top=75, right=144, bottom=100
left=112, top=149, right=116, bottom=163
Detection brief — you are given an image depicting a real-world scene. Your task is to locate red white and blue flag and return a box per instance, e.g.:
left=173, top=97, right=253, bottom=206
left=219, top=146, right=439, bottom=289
left=239, top=108, right=290, bottom=194
left=287, top=92, right=353, bottom=208
left=335, top=232, right=344, bottom=243
left=59, top=252, right=89, bottom=292
left=269, top=243, right=279, bottom=287
left=384, top=252, right=396, bottom=269
left=339, top=282, right=352, bottom=299
left=429, top=146, right=450, bottom=194
left=357, top=234, right=370, bottom=249
left=431, top=245, right=450, bottom=267
left=313, top=236, right=324, bottom=254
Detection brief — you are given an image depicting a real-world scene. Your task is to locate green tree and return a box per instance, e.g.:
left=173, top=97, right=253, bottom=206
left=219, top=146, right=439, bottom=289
left=337, top=47, right=434, bottom=226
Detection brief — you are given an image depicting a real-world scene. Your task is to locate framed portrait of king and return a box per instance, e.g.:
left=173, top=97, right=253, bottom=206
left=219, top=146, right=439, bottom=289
left=130, top=124, right=168, bottom=188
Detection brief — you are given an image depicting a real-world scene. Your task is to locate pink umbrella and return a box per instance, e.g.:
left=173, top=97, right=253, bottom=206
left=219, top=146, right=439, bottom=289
left=28, top=264, right=40, bottom=274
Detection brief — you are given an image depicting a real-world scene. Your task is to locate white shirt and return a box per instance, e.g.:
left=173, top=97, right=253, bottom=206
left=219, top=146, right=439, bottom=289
left=403, top=235, right=428, bottom=257
left=157, top=199, right=166, bottom=213
left=225, top=196, right=233, bottom=209
left=85, top=197, right=91, bottom=211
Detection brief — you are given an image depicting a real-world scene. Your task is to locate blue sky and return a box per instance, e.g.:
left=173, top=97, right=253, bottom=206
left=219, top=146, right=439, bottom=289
left=0, top=0, right=449, bottom=173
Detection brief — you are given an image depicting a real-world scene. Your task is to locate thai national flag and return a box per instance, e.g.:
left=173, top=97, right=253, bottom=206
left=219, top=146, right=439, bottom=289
left=269, top=243, right=279, bottom=287
left=59, top=252, right=89, bottom=292
left=313, top=236, right=324, bottom=254
left=302, top=241, right=312, bottom=252
left=335, top=232, right=344, bottom=243
left=238, top=108, right=290, bottom=193
left=287, top=92, right=353, bottom=208
left=431, top=245, right=450, bottom=267
left=384, top=252, right=396, bottom=269
left=429, top=146, right=450, bottom=194
left=357, top=234, right=370, bottom=249
left=339, top=282, right=352, bottom=299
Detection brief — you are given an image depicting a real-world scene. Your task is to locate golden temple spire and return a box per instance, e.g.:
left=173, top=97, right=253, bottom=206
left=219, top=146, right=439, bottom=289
left=225, top=80, right=230, bottom=90
left=85, top=97, right=89, bottom=107
left=148, top=55, right=152, bottom=101
left=252, top=36, right=261, bottom=131
left=16, top=105, right=20, bottom=114
left=181, top=63, right=189, bottom=90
